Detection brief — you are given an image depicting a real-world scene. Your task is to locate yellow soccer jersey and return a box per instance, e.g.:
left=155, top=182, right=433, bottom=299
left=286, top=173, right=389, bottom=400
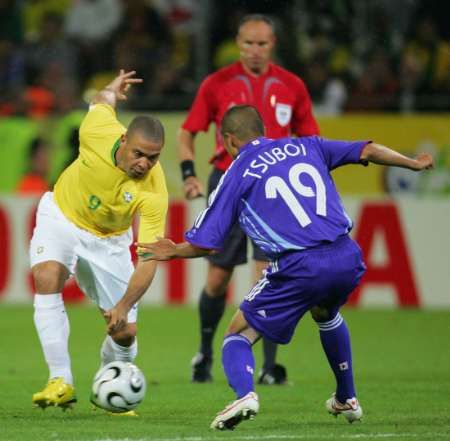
left=54, top=104, right=168, bottom=245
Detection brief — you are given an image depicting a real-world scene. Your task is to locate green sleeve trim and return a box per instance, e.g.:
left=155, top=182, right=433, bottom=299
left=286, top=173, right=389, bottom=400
left=111, top=138, right=121, bottom=165
left=137, top=252, right=153, bottom=259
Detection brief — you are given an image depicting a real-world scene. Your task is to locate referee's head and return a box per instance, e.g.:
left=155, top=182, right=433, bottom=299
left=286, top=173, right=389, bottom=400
left=236, top=14, right=276, bottom=76
left=221, top=105, right=265, bottom=157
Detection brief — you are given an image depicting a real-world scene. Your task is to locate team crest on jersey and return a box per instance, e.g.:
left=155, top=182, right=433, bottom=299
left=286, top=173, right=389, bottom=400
left=275, top=103, right=292, bottom=127
left=123, top=191, right=133, bottom=203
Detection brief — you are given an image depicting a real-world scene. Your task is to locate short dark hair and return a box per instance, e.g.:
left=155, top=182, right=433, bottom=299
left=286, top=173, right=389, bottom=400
left=128, top=115, right=164, bottom=144
left=221, top=105, right=264, bottom=141
left=237, top=14, right=276, bottom=34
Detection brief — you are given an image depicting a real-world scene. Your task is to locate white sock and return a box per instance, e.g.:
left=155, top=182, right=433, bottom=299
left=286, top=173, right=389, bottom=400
left=109, top=337, right=138, bottom=363
left=33, top=293, right=73, bottom=385
left=100, top=335, right=116, bottom=367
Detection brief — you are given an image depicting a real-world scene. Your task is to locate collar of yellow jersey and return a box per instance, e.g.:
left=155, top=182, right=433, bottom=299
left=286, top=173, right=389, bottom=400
left=111, top=138, right=121, bottom=165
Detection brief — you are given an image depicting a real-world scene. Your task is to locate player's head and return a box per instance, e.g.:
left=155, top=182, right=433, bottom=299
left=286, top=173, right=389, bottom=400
left=221, top=105, right=264, bottom=157
left=236, top=14, right=276, bottom=75
left=118, top=116, right=165, bottom=179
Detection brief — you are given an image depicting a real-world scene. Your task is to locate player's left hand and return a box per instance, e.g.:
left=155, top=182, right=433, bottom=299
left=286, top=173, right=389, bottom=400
left=136, top=237, right=177, bottom=261
left=104, top=305, right=128, bottom=333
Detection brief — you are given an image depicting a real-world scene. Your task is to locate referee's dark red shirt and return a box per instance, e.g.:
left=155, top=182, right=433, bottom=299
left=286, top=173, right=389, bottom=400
left=182, top=61, right=320, bottom=171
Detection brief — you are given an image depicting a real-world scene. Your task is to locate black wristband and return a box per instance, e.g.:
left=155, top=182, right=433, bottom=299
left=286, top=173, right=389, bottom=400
left=180, top=160, right=196, bottom=181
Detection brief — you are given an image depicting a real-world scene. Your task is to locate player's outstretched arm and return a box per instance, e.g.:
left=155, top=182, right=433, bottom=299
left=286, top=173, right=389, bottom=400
left=360, top=142, right=434, bottom=171
left=104, top=259, right=157, bottom=333
left=91, top=69, right=143, bottom=109
left=136, top=238, right=214, bottom=260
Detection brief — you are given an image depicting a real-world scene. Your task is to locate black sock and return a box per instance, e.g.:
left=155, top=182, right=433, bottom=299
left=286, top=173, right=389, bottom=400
left=262, top=338, right=278, bottom=371
left=198, top=290, right=226, bottom=358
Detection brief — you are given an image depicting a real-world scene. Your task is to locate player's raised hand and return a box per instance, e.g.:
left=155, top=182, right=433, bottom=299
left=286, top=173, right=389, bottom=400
left=106, top=69, right=143, bottom=101
left=136, top=237, right=177, bottom=261
left=183, top=176, right=204, bottom=200
left=413, top=153, right=434, bottom=171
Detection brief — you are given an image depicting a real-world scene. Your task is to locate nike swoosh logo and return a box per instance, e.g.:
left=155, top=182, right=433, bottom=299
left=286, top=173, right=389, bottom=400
left=82, top=159, right=91, bottom=167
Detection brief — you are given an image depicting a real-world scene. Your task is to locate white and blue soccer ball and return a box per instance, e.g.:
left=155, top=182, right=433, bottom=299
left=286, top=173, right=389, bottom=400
left=91, top=361, right=147, bottom=412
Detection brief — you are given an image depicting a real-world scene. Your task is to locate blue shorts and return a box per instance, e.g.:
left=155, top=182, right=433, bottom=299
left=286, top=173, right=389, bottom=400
left=240, top=235, right=366, bottom=344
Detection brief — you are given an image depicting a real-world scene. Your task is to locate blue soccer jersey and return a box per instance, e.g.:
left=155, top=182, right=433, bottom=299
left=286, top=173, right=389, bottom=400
left=185, top=136, right=368, bottom=259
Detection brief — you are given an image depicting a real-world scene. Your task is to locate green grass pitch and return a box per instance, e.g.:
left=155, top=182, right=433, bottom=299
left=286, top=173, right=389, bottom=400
left=1, top=305, right=449, bottom=441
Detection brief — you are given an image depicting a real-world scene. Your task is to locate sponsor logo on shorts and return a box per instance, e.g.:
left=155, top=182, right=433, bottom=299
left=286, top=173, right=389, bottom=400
left=246, top=365, right=254, bottom=374
left=37, top=246, right=44, bottom=254
left=124, top=192, right=133, bottom=203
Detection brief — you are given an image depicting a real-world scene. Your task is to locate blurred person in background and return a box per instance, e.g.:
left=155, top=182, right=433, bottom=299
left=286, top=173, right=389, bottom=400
left=304, top=57, right=347, bottom=115
left=22, top=0, right=70, bottom=42
left=401, top=16, right=450, bottom=110
left=346, top=47, right=399, bottom=111
left=0, top=0, right=23, bottom=44
left=114, top=0, right=173, bottom=102
left=0, top=39, right=26, bottom=116
left=16, top=137, right=50, bottom=195
left=0, top=0, right=25, bottom=116
left=64, top=0, right=123, bottom=83
left=25, top=12, right=80, bottom=113
left=178, top=14, right=319, bottom=385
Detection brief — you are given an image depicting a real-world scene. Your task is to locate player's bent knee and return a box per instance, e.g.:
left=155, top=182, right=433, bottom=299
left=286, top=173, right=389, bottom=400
left=310, top=306, right=333, bottom=322
left=32, top=261, right=69, bottom=293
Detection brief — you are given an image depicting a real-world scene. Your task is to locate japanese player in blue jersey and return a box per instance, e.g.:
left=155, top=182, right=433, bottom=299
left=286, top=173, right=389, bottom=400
left=133, top=105, right=434, bottom=430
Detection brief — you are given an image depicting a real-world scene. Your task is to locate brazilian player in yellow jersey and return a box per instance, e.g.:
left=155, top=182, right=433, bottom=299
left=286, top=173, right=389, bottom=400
left=30, top=70, right=168, bottom=412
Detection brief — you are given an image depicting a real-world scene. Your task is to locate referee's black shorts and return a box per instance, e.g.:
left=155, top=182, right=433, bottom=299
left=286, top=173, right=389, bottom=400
left=205, top=168, right=268, bottom=270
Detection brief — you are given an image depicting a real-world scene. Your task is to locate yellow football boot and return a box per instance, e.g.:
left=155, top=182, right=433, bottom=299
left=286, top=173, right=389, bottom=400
left=32, top=377, right=77, bottom=410
left=91, top=404, right=138, bottom=417
left=108, top=410, right=138, bottom=417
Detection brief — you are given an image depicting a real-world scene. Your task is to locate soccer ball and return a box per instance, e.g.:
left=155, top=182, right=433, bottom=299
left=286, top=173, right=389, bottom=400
left=90, top=361, right=147, bottom=413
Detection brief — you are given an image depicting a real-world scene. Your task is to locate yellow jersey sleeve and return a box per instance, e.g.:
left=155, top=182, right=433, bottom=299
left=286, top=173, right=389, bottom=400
left=79, top=104, right=124, bottom=145
left=137, top=162, right=169, bottom=252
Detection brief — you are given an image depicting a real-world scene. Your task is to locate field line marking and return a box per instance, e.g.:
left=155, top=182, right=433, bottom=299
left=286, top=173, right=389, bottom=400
left=94, top=432, right=450, bottom=441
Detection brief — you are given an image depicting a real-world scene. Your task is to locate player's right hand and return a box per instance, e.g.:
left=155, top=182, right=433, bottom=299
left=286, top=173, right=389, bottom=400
left=136, top=237, right=177, bottom=261
left=183, top=176, right=204, bottom=200
left=413, top=153, right=434, bottom=171
left=106, top=69, right=143, bottom=101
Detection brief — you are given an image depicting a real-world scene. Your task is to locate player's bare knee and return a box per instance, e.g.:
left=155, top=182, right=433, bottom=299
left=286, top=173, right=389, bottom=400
left=226, top=309, right=250, bottom=335
left=310, top=306, right=332, bottom=322
left=32, top=261, right=69, bottom=293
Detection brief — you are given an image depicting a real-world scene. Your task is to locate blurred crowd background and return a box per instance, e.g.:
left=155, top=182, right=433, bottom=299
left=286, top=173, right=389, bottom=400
left=1, top=0, right=449, bottom=118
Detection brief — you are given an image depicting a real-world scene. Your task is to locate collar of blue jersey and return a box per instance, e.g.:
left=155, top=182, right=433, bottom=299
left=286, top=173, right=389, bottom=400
left=111, top=138, right=121, bottom=165
left=240, top=137, right=268, bottom=155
